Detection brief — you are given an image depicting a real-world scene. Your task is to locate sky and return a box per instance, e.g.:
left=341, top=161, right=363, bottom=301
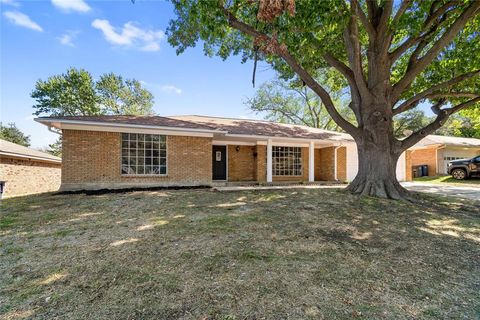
left=0, top=0, right=276, bottom=148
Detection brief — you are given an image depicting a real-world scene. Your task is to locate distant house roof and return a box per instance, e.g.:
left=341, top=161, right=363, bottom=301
left=0, top=139, right=61, bottom=163
left=35, top=115, right=354, bottom=142
left=414, top=134, right=480, bottom=148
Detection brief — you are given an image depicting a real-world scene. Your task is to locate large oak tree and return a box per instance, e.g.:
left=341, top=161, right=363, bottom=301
left=167, top=0, right=480, bottom=199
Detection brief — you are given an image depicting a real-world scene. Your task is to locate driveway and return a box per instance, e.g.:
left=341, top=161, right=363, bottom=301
left=402, top=181, right=480, bottom=202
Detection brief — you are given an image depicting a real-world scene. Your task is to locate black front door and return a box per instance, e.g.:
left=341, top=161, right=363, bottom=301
left=212, top=145, right=227, bottom=180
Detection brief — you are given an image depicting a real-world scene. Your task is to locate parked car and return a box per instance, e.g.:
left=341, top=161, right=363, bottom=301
left=447, top=155, right=480, bottom=180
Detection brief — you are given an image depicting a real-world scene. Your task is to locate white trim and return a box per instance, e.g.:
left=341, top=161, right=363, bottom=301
left=309, top=141, right=315, bottom=182
left=0, top=151, right=61, bottom=163
left=59, top=123, right=215, bottom=138
left=267, top=139, right=273, bottom=183
left=227, top=133, right=353, bottom=144
left=212, top=144, right=228, bottom=181
left=119, top=133, right=168, bottom=176
left=212, top=140, right=256, bottom=146
left=35, top=118, right=224, bottom=134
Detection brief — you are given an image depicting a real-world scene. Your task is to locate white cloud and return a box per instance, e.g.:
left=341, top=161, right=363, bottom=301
left=51, top=0, right=91, bottom=13
left=3, top=11, right=43, bottom=32
left=160, top=85, right=182, bottom=95
left=0, top=0, right=21, bottom=7
left=58, top=31, right=79, bottom=47
left=91, top=19, right=164, bottom=52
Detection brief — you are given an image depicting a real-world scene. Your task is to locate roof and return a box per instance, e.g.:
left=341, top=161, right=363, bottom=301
left=169, top=115, right=353, bottom=141
left=36, top=115, right=219, bottom=131
left=414, top=134, right=480, bottom=148
left=0, top=139, right=61, bottom=163
left=35, top=115, right=354, bottom=142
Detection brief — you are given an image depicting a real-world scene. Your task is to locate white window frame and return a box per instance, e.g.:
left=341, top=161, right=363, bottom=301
left=272, top=146, right=302, bottom=176
left=121, top=133, right=168, bottom=176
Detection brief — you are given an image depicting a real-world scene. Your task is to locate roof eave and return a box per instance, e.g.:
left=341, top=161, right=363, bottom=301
left=35, top=118, right=229, bottom=135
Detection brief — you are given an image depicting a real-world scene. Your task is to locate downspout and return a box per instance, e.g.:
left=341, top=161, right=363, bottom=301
left=333, top=145, right=342, bottom=181
left=48, top=126, right=61, bottom=135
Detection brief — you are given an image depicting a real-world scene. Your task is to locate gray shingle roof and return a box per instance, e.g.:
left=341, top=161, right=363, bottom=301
left=169, top=115, right=353, bottom=141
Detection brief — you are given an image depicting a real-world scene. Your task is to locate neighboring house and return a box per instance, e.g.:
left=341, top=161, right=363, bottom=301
left=0, top=139, right=61, bottom=198
left=407, top=135, right=480, bottom=176
left=35, top=115, right=410, bottom=191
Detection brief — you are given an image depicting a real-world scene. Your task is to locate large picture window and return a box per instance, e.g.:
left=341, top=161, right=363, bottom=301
left=121, top=133, right=167, bottom=175
left=273, top=146, right=302, bottom=176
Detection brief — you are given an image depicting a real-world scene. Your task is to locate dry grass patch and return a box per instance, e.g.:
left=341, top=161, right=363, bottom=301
left=0, top=189, right=479, bottom=319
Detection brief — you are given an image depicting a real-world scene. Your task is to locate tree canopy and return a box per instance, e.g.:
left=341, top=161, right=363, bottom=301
left=0, top=123, right=30, bottom=147
left=167, top=0, right=480, bottom=199
left=246, top=71, right=355, bottom=130
left=31, top=67, right=154, bottom=117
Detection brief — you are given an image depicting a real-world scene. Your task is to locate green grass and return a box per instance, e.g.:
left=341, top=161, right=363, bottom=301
left=414, top=175, right=480, bottom=185
left=0, top=189, right=479, bottom=319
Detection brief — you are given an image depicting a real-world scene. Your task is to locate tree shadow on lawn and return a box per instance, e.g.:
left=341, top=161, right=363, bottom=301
left=0, top=189, right=479, bottom=319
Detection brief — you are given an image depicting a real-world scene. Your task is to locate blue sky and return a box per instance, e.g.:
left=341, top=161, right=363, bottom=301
left=1, top=0, right=275, bottom=148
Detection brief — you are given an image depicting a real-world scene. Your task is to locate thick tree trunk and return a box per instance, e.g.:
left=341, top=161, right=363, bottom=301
left=346, top=138, right=411, bottom=200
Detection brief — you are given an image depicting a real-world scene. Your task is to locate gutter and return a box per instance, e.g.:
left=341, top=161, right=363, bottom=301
left=35, top=118, right=229, bottom=135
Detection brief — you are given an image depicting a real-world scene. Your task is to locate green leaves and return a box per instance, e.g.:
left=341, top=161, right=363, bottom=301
left=96, top=74, right=154, bottom=115
left=31, top=68, right=99, bottom=117
left=31, top=68, right=154, bottom=117
left=0, top=123, right=30, bottom=147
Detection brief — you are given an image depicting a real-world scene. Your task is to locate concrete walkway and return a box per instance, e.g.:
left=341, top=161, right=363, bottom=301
left=215, top=181, right=479, bottom=202
left=214, top=184, right=346, bottom=191
left=402, top=182, right=480, bottom=202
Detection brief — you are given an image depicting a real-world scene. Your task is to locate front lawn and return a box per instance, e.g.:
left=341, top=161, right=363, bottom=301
left=1, top=189, right=479, bottom=319
left=414, top=175, right=480, bottom=186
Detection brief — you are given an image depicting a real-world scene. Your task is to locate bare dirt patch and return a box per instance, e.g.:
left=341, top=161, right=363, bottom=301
left=1, top=189, right=479, bottom=319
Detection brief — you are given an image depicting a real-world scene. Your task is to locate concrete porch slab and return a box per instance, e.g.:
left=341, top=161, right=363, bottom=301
left=214, top=183, right=346, bottom=191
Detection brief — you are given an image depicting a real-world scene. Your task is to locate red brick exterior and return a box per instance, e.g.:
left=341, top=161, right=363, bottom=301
left=227, top=145, right=256, bottom=181
left=61, top=130, right=212, bottom=191
left=315, top=146, right=346, bottom=181
left=61, top=129, right=343, bottom=190
left=409, top=146, right=438, bottom=177
left=0, top=156, right=61, bottom=198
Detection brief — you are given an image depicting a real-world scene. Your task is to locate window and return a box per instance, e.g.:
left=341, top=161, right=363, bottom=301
left=121, top=133, right=167, bottom=175
left=273, top=146, right=302, bottom=176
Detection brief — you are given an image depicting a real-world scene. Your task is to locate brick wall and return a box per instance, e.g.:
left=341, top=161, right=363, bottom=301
left=337, top=147, right=347, bottom=181
left=315, top=146, right=346, bottom=181
left=316, top=147, right=334, bottom=181
left=255, top=145, right=267, bottom=182
left=61, top=129, right=212, bottom=191
left=0, top=157, right=61, bottom=198
left=228, top=145, right=256, bottom=181
left=405, top=151, right=413, bottom=181
left=410, top=146, right=437, bottom=177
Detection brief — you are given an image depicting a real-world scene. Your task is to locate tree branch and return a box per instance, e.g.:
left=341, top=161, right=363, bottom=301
left=392, top=0, right=411, bottom=26
left=392, top=1, right=480, bottom=102
left=399, top=96, right=480, bottom=150
left=350, top=0, right=375, bottom=37
left=389, top=1, right=461, bottom=63
left=343, top=16, right=370, bottom=102
left=378, top=0, right=394, bottom=34
left=224, top=9, right=360, bottom=136
left=322, top=52, right=362, bottom=122
left=393, top=69, right=480, bottom=114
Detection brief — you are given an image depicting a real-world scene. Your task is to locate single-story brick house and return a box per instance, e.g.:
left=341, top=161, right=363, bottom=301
left=0, top=138, right=61, bottom=198
left=35, top=115, right=410, bottom=191
left=407, top=135, right=480, bottom=176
